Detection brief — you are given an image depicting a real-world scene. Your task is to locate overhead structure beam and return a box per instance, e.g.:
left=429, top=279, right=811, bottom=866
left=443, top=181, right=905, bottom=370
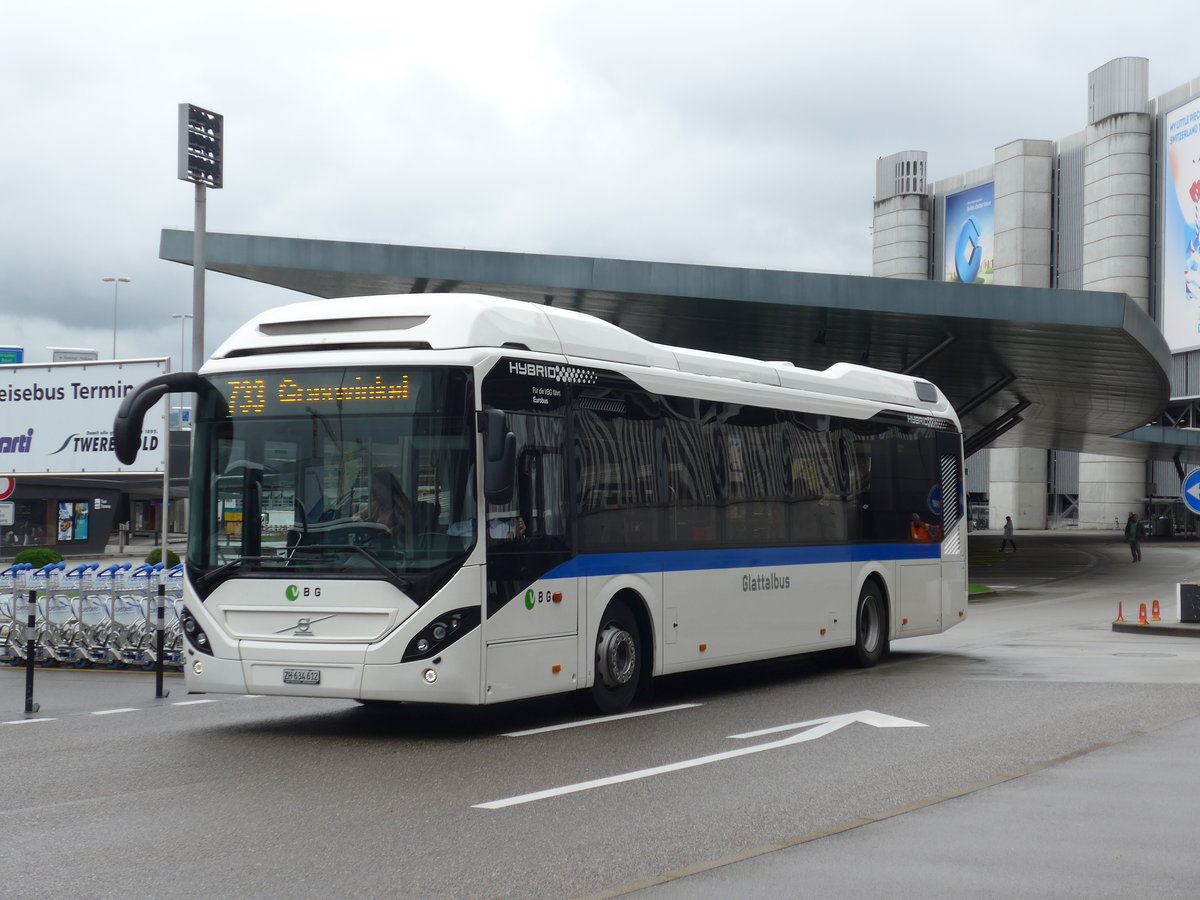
left=964, top=399, right=1032, bottom=459
left=901, top=333, right=957, bottom=376
left=956, top=372, right=1016, bottom=418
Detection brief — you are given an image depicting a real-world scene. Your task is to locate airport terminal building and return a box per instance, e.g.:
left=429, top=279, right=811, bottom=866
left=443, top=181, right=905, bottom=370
left=873, top=57, right=1200, bottom=531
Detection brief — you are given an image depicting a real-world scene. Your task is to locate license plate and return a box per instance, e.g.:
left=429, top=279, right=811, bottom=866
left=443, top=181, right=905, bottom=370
left=282, top=668, right=321, bottom=685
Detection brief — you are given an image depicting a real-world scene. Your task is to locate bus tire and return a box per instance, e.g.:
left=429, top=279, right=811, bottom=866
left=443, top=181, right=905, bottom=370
left=588, top=600, right=641, bottom=715
left=850, top=580, right=887, bottom=668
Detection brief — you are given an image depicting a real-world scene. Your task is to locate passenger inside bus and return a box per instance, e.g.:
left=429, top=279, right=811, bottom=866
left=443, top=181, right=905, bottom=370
left=357, top=471, right=414, bottom=536
left=909, top=512, right=940, bottom=541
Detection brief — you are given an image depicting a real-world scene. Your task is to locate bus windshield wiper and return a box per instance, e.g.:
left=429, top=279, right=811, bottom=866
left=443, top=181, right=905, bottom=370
left=284, top=544, right=413, bottom=593
left=193, top=556, right=259, bottom=592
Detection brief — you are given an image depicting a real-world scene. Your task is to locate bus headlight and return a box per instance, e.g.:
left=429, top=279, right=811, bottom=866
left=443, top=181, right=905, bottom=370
left=402, top=608, right=480, bottom=662
left=423, top=668, right=437, bottom=684
left=180, top=606, right=213, bottom=656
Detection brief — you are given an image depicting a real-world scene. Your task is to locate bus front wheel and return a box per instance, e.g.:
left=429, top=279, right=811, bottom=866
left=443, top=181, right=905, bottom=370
left=850, top=581, right=887, bottom=667
left=588, top=601, right=641, bottom=715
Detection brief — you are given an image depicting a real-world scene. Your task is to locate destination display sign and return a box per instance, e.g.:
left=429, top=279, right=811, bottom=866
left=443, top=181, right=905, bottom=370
left=217, top=368, right=466, bottom=417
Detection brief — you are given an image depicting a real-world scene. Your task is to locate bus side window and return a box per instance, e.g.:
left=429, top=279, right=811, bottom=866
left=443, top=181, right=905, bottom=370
left=488, top=412, right=566, bottom=547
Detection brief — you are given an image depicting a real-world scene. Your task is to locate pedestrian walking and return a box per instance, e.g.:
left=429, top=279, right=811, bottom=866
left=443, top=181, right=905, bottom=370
left=1124, top=512, right=1143, bottom=562
left=1000, top=515, right=1016, bottom=553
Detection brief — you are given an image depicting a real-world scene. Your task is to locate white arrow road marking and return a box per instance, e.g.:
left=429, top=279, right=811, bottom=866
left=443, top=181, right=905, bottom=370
left=474, top=709, right=927, bottom=810
left=729, top=710, right=928, bottom=740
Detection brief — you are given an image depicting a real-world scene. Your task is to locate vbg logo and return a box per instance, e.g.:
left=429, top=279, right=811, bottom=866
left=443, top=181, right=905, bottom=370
left=285, top=585, right=321, bottom=602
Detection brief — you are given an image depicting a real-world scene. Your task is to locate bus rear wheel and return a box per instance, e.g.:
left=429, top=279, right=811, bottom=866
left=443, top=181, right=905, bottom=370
left=588, top=601, right=641, bottom=715
left=850, top=581, right=887, bottom=667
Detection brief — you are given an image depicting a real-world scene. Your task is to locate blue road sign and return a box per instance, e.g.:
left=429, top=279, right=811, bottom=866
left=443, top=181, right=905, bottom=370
left=1183, top=468, right=1200, bottom=515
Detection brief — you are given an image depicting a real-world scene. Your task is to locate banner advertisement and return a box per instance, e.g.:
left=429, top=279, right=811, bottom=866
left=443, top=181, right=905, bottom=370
left=943, top=183, right=995, bottom=284
left=1162, top=95, right=1200, bottom=354
left=0, top=359, right=167, bottom=475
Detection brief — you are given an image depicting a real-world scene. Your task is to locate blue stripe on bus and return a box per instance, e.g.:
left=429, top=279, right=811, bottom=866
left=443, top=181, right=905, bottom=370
left=542, top=542, right=941, bottom=579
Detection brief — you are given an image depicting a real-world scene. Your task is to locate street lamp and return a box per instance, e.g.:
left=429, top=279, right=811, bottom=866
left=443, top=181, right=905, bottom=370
left=102, top=277, right=131, bottom=358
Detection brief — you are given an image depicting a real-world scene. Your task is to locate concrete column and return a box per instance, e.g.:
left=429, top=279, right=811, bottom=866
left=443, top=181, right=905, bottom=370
left=1081, top=113, right=1152, bottom=311
left=873, top=195, right=929, bottom=279
left=873, top=151, right=929, bottom=280
left=1076, top=61, right=1153, bottom=521
left=1077, top=453, right=1145, bottom=529
left=988, top=447, right=1047, bottom=530
left=992, top=140, right=1054, bottom=288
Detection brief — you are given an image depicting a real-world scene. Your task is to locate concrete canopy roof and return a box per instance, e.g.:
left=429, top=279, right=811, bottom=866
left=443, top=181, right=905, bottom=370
left=160, top=229, right=1172, bottom=460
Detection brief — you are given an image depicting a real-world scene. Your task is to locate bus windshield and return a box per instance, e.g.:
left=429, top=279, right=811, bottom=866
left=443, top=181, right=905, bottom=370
left=187, top=367, right=476, bottom=600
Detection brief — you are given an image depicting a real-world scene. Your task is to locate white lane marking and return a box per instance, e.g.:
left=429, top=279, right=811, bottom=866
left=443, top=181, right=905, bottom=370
left=475, top=710, right=927, bottom=810
left=502, top=703, right=703, bottom=738
left=172, top=699, right=216, bottom=706
left=729, top=710, right=928, bottom=740
left=2, top=717, right=57, bottom=725
left=92, top=707, right=140, bottom=716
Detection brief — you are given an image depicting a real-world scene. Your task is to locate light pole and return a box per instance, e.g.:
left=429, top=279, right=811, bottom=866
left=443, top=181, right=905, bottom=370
left=171, top=313, right=194, bottom=425
left=102, top=277, right=131, bottom=358
left=171, top=312, right=193, bottom=372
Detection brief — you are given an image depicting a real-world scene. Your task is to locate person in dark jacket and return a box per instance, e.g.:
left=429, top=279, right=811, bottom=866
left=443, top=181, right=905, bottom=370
left=1124, top=512, right=1143, bottom=562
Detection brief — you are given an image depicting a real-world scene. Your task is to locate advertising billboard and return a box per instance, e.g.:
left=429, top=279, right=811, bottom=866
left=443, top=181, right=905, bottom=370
left=1162, top=95, right=1200, bottom=354
left=943, top=183, right=995, bottom=284
left=0, top=359, right=167, bottom=475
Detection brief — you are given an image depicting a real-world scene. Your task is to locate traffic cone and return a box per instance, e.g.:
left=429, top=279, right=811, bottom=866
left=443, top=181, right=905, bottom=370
left=1152, top=600, right=1161, bottom=622
left=1138, top=603, right=1149, bottom=625
left=1115, top=601, right=1127, bottom=623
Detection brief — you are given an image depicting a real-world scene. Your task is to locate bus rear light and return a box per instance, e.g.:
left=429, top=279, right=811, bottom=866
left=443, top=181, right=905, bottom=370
left=552, top=592, right=563, bottom=603
left=552, top=665, right=561, bottom=674
left=699, top=643, right=707, bottom=652
left=820, top=628, right=827, bottom=636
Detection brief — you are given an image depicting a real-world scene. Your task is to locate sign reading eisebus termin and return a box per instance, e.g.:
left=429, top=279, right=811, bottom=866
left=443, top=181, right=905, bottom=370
left=0, top=359, right=168, bottom=475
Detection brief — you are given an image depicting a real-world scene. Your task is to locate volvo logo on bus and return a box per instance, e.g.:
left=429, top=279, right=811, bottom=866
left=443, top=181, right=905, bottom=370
left=274, top=614, right=337, bottom=636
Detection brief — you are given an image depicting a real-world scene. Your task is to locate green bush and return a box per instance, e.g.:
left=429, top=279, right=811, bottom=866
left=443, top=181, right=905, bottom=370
left=144, top=548, right=181, bottom=567
left=13, top=547, right=64, bottom=568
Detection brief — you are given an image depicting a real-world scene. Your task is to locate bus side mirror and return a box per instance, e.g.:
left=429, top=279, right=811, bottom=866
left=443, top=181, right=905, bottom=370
left=478, top=408, right=516, bottom=504
left=113, top=372, right=207, bottom=465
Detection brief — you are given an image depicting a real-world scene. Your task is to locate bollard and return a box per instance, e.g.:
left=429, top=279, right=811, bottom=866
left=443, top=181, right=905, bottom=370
left=154, top=582, right=169, bottom=699
left=1152, top=599, right=1161, bottom=622
left=24, top=588, right=39, bottom=714
left=1115, top=601, right=1127, bottom=623
left=1138, top=603, right=1149, bottom=625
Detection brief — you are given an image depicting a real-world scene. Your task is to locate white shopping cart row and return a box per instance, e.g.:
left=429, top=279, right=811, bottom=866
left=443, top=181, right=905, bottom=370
left=0, top=562, right=185, bottom=669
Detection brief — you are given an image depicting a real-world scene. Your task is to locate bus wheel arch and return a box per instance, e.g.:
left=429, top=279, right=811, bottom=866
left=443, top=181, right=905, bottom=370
left=587, top=590, right=652, bottom=714
left=849, top=575, right=889, bottom=668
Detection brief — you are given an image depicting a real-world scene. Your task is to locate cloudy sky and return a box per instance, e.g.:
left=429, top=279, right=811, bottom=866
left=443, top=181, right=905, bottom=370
left=3, top=0, right=1198, bottom=367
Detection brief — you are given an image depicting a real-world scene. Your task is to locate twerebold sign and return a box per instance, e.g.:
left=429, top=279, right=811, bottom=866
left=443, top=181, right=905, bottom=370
left=0, top=359, right=167, bottom=475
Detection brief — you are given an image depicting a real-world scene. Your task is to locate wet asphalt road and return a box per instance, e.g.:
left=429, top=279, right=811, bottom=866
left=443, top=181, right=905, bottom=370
left=4, top=530, right=1200, bottom=899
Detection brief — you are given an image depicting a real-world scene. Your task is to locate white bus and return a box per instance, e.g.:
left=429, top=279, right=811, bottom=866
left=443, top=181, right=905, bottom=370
left=114, top=293, right=966, bottom=713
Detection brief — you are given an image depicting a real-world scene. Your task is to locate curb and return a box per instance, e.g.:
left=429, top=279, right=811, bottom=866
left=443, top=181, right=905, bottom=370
left=1112, top=621, right=1200, bottom=638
